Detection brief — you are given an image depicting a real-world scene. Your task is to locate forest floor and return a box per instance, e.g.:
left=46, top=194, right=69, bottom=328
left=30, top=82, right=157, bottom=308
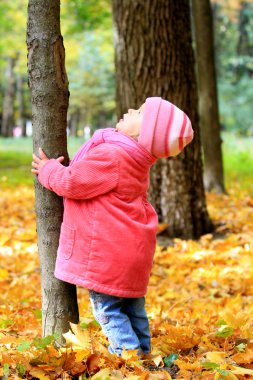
left=0, top=134, right=253, bottom=379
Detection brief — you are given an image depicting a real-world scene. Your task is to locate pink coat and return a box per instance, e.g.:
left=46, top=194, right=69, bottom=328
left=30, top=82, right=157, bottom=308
left=38, top=129, right=158, bottom=298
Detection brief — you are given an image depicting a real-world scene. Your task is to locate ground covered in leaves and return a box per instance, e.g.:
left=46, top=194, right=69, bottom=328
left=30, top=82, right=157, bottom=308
left=0, top=185, right=253, bottom=379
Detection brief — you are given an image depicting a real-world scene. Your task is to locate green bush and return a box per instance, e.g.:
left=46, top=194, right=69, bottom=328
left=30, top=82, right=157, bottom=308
left=219, top=76, right=253, bottom=136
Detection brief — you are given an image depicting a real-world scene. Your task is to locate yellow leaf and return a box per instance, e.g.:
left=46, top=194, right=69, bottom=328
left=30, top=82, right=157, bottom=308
left=232, top=348, right=253, bottom=364
left=29, top=368, right=51, bottom=380
left=60, top=346, right=90, bottom=361
left=121, top=349, right=140, bottom=361
left=174, top=359, right=202, bottom=371
left=147, top=371, right=172, bottom=380
left=0, top=268, right=9, bottom=281
left=230, top=365, right=253, bottom=375
left=92, top=368, right=111, bottom=379
left=225, top=372, right=238, bottom=380
left=62, top=322, right=90, bottom=349
left=205, top=351, right=226, bottom=364
left=157, top=224, right=169, bottom=234
left=152, top=355, right=163, bottom=367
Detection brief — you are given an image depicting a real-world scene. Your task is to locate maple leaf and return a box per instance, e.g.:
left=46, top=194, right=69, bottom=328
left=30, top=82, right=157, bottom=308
left=63, top=322, right=91, bottom=350
left=0, top=268, right=9, bottom=281
left=232, top=348, right=253, bottom=364
left=230, top=365, right=253, bottom=376
left=204, top=351, right=227, bottom=364
left=157, top=224, right=169, bottom=235
left=86, top=353, right=102, bottom=375
left=120, top=349, right=143, bottom=369
left=29, top=367, right=51, bottom=380
left=2, top=185, right=253, bottom=379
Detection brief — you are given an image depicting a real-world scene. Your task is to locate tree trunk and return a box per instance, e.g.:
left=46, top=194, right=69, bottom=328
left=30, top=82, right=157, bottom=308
left=27, top=0, right=79, bottom=342
left=1, top=57, right=16, bottom=137
left=192, top=0, right=225, bottom=193
left=17, top=74, right=27, bottom=137
left=112, top=0, right=213, bottom=239
left=69, top=108, right=80, bottom=137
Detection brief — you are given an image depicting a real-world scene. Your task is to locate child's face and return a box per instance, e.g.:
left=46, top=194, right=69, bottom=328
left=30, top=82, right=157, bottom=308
left=116, top=104, right=145, bottom=139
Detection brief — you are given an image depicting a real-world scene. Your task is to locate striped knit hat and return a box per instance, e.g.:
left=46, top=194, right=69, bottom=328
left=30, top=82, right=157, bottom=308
left=138, top=97, right=194, bottom=158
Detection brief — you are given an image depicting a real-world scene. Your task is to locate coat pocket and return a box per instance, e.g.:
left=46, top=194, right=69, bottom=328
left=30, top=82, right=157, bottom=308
left=59, top=223, right=76, bottom=260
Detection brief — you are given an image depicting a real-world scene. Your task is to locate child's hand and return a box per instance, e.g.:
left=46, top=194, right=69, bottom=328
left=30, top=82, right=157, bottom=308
left=31, top=148, right=64, bottom=175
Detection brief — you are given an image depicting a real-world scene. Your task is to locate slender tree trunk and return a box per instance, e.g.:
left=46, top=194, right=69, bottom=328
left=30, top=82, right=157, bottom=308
left=27, top=0, right=79, bottom=341
left=98, top=110, right=107, bottom=128
left=1, top=57, right=16, bottom=137
left=69, top=108, right=80, bottom=137
left=112, top=0, right=213, bottom=239
left=192, top=0, right=225, bottom=193
left=17, top=74, right=27, bottom=137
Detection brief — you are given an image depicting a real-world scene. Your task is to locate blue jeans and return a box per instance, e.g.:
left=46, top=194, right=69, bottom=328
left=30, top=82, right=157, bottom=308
left=89, top=290, right=151, bottom=356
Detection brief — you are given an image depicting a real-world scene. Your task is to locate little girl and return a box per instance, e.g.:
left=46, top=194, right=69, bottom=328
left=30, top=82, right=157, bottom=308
left=32, top=97, right=193, bottom=356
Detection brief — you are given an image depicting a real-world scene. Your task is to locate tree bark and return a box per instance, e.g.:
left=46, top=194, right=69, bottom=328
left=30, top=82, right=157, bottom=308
left=27, top=0, right=79, bottom=342
left=192, top=0, right=225, bottom=193
left=112, top=0, right=213, bottom=239
left=1, top=57, right=16, bottom=137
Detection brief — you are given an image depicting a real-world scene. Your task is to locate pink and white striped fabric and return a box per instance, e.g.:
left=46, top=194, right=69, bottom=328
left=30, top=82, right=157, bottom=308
left=138, top=97, right=194, bottom=158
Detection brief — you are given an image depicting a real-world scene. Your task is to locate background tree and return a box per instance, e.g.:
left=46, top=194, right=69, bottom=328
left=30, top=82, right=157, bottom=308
left=27, top=0, right=79, bottom=340
left=0, top=0, right=29, bottom=137
left=236, top=1, right=253, bottom=78
left=112, top=0, right=213, bottom=239
left=213, top=1, right=253, bottom=136
left=61, top=0, right=115, bottom=132
left=1, top=0, right=253, bottom=139
left=65, top=31, right=115, bottom=132
left=1, top=56, right=16, bottom=137
left=16, top=73, right=27, bottom=136
left=192, top=0, right=225, bottom=193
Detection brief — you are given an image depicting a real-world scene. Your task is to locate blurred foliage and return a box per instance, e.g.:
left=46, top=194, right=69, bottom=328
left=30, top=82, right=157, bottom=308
left=0, top=0, right=27, bottom=64
left=61, top=0, right=115, bottom=128
left=61, top=0, right=112, bottom=34
left=1, top=132, right=252, bottom=193
left=65, top=31, right=115, bottom=128
left=219, top=75, right=253, bottom=135
left=213, top=0, right=253, bottom=135
left=0, top=0, right=252, bottom=135
left=0, top=0, right=114, bottom=135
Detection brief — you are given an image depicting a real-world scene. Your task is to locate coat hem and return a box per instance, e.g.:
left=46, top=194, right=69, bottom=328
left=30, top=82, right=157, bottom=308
left=54, top=270, right=147, bottom=298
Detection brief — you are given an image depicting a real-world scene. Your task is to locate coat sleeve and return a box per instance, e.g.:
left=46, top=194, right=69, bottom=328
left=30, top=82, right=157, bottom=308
left=38, top=144, right=119, bottom=199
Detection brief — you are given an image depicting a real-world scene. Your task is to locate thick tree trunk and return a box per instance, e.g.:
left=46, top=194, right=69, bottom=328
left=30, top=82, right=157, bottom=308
left=27, top=0, right=79, bottom=342
left=112, top=0, right=213, bottom=239
left=192, top=0, right=225, bottom=194
left=17, top=74, right=27, bottom=137
left=1, top=57, right=16, bottom=137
